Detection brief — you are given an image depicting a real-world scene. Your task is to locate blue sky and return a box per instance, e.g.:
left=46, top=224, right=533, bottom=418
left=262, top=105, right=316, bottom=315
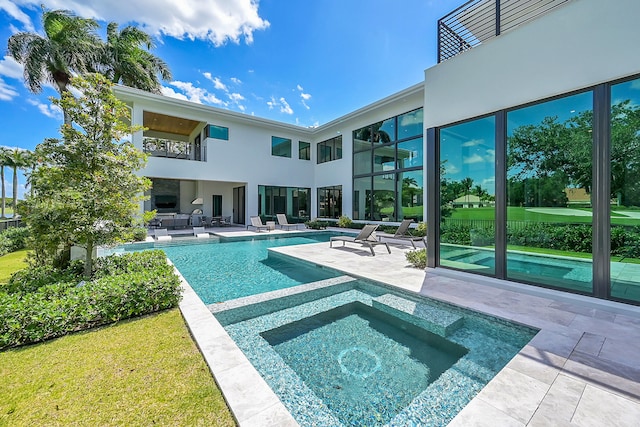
left=0, top=0, right=461, bottom=199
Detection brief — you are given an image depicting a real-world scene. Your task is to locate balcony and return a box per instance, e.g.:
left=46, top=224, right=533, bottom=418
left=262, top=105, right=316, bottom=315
left=143, top=137, right=205, bottom=161
left=438, top=0, right=571, bottom=63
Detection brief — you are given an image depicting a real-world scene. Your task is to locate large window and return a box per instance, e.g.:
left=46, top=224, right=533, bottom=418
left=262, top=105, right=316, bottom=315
left=440, top=116, right=496, bottom=275
left=317, top=136, right=342, bottom=164
left=318, top=186, right=342, bottom=218
left=610, top=77, right=640, bottom=303
left=506, top=92, right=593, bottom=292
left=353, top=108, right=423, bottom=221
left=272, top=136, right=292, bottom=158
left=430, top=75, right=640, bottom=304
left=299, top=141, right=310, bottom=160
left=258, top=185, right=310, bottom=222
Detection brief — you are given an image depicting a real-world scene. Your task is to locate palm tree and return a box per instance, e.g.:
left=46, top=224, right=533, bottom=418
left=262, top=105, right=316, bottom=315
left=0, top=147, right=9, bottom=218
left=7, top=8, right=100, bottom=124
left=6, top=148, right=32, bottom=217
left=461, top=177, right=474, bottom=206
left=99, top=22, right=172, bottom=93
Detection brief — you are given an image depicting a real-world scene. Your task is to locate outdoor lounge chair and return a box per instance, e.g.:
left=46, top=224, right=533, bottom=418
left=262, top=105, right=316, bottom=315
left=330, top=224, right=390, bottom=256
left=381, top=219, right=426, bottom=249
left=247, top=216, right=271, bottom=232
left=192, top=226, right=209, bottom=238
left=276, top=213, right=301, bottom=230
left=155, top=228, right=172, bottom=241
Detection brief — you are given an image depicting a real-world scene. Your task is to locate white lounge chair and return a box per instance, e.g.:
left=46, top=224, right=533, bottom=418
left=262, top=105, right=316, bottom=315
left=155, top=228, right=172, bottom=241
left=193, top=226, right=210, bottom=238
left=247, top=216, right=271, bottom=232
left=381, top=219, right=425, bottom=248
left=276, top=213, right=301, bottom=231
left=330, top=224, right=390, bottom=256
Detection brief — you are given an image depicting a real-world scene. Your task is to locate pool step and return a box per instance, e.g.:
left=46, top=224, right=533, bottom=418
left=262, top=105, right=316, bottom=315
left=372, top=294, right=464, bottom=337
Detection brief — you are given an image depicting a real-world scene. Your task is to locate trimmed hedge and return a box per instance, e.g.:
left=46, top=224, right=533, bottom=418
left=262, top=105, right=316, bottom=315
left=405, top=249, right=427, bottom=269
left=0, top=250, right=181, bottom=350
left=440, top=222, right=640, bottom=259
left=0, top=227, right=30, bottom=257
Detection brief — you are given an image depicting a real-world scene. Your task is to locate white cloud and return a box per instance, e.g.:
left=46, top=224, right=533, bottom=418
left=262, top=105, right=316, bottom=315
left=16, top=0, right=269, bottom=46
left=296, top=84, right=311, bottom=109
left=461, top=139, right=483, bottom=147
left=203, top=72, right=228, bottom=91
left=296, top=84, right=303, bottom=91
left=445, top=163, right=460, bottom=174
left=0, top=78, right=19, bottom=101
left=166, top=80, right=226, bottom=105
left=230, top=77, right=242, bottom=85
left=0, top=56, right=24, bottom=79
left=228, top=92, right=244, bottom=102
left=300, top=92, right=311, bottom=101
left=27, top=98, right=62, bottom=119
left=0, top=0, right=35, bottom=31
left=266, top=96, right=293, bottom=114
left=463, top=153, right=485, bottom=164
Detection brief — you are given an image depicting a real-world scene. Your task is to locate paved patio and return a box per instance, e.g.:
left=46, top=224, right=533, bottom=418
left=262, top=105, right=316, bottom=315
left=176, top=228, right=640, bottom=426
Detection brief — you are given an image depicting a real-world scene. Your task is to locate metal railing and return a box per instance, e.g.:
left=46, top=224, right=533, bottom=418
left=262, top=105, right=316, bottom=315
left=143, top=137, right=193, bottom=160
left=438, top=0, right=571, bottom=62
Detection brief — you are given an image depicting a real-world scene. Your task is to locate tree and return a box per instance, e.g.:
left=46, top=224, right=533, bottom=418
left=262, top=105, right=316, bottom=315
left=5, top=148, right=32, bottom=216
left=23, top=74, right=151, bottom=277
left=0, top=147, right=9, bottom=218
left=7, top=8, right=101, bottom=125
left=461, top=177, right=474, bottom=205
left=98, top=22, right=172, bottom=93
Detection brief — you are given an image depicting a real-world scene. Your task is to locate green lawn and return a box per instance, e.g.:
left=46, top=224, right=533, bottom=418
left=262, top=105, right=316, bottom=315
left=448, top=206, right=640, bottom=226
left=0, top=309, right=235, bottom=426
left=0, top=250, right=29, bottom=284
left=0, top=251, right=235, bottom=427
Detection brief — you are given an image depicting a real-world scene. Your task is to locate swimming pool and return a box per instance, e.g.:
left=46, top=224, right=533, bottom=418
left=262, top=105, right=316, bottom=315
left=214, top=278, right=538, bottom=426
left=114, top=232, right=344, bottom=303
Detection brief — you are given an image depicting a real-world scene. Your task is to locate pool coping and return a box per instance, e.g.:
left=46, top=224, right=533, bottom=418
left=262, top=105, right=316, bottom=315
left=177, top=237, right=640, bottom=426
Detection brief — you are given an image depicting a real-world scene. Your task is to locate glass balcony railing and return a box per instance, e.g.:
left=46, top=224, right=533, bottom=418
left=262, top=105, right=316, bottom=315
left=143, top=137, right=205, bottom=161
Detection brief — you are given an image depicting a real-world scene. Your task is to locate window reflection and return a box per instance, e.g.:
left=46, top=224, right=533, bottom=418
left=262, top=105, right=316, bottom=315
left=610, top=78, right=640, bottom=302
left=440, top=116, right=496, bottom=275
left=506, top=92, right=593, bottom=292
left=398, top=170, right=423, bottom=221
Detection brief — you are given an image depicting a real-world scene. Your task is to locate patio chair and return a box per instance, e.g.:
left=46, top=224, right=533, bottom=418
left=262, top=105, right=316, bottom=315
left=219, top=216, right=232, bottom=226
left=155, top=228, right=172, bottom=241
left=247, top=216, right=271, bottom=232
left=382, top=219, right=426, bottom=249
left=193, top=226, right=210, bottom=238
left=330, top=224, right=390, bottom=256
left=276, top=213, right=301, bottom=231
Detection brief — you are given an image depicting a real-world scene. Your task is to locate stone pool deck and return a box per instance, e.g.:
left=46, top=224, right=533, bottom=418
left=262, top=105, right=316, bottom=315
left=178, top=229, right=640, bottom=426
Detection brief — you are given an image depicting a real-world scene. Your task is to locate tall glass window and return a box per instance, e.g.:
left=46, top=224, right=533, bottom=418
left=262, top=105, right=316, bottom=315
left=258, top=185, right=310, bottom=222
left=271, top=136, right=292, bottom=158
left=610, top=78, right=640, bottom=302
left=440, top=116, right=496, bottom=275
left=317, top=136, right=342, bottom=164
left=299, top=141, right=310, bottom=160
left=353, top=177, right=371, bottom=220
left=353, top=108, right=423, bottom=221
left=397, top=170, right=423, bottom=221
left=318, top=186, right=342, bottom=218
left=506, top=92, right=593, bottom=292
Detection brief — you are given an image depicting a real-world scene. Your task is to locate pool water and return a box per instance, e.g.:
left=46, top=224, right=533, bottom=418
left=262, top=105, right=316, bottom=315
left=220, top=280, right=538, bottom=426
left=147, top=233, right=342, bottom=303
left=262, top=302, right=468, bottom=426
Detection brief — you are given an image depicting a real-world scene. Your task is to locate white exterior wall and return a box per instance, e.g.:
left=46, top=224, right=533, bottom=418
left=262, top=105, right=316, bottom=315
left=424, top=0, right=640, bottom=129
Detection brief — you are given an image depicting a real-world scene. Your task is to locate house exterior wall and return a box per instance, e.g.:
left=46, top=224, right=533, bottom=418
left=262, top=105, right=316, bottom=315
left=424, top=0, right=640, bottom=129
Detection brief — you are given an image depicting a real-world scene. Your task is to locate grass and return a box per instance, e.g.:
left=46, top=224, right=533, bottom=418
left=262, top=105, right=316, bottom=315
left=0, top=309, right=235, bottom=427
left=0, top=250, right=29, bottom=284
left=448, top=206, right=640, bottom=225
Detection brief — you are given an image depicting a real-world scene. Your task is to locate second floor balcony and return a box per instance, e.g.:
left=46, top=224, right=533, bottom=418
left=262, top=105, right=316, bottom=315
left=438, top=0, right=571, bottom=63
left=143, top=137, right=205, bottom=161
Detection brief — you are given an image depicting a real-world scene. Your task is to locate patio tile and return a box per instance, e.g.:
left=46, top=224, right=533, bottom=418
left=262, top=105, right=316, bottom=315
left=528, top=374, right=585, bottom=427
left=572, top=384, right=640, bottom=427
left=598, top=336, right=640, bottom=370
left=448, top=397, right=524, bottom=427
left=506, top=348, right=562, bottom=385
left=475, top=367, right=549, bottom=424
left=239, top=402, right=299, bottom=427
left=549, top=301, right=617, bottom=321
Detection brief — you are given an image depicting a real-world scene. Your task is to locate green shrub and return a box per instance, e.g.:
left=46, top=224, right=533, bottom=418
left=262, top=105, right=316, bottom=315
left=0, top=250, right=181, bottom=350
left=337, top=215, right=353, bottom=228
left=405, top=249, right=427, bottom=269
left=414, top=222, right=427, bottom=237
left=132, top=227, right=148, bottom=242
left=305, top=219, right=329, bottom=230
left=0, top=227, right=30, bottom=256
left=3, top=261, right=83, bottom=294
